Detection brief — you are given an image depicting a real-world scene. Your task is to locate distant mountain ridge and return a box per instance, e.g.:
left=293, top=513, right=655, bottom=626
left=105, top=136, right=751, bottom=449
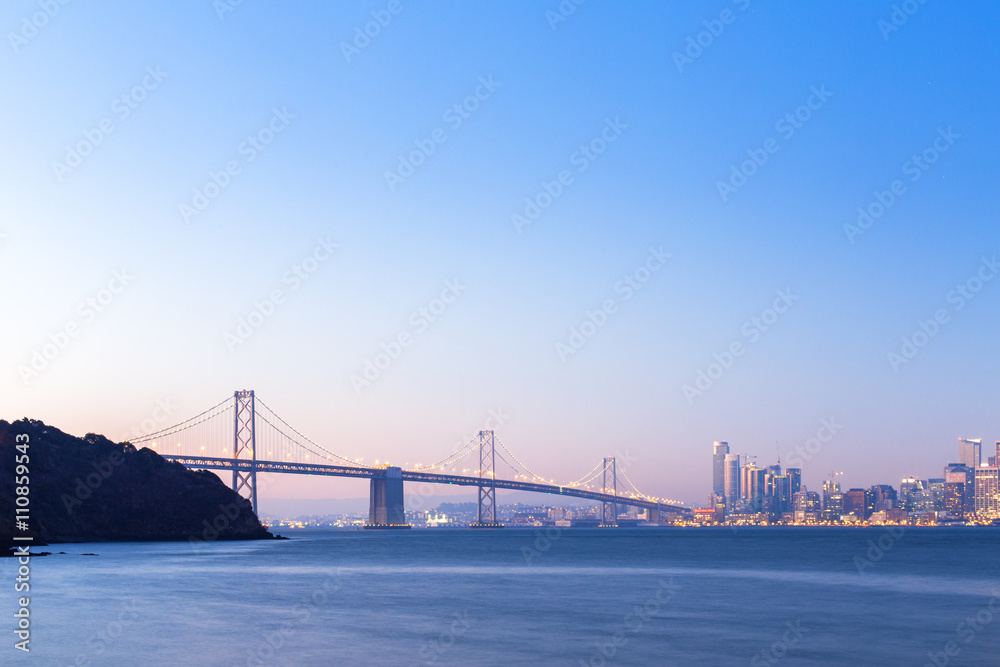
left=0, top=419, right=272, bottom=544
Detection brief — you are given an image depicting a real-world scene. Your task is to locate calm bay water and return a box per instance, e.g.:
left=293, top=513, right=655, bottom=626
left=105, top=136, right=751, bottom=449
left=6, top=527, right=1000, bottom=666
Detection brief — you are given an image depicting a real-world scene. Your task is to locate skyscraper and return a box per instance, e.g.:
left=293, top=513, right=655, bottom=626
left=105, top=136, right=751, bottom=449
left=974, top=466, right=1000, bottom=518
left=927, top=478, right=946, bottom=512
left=786, top=468, right=802, bottom=495
left=958, top=438, right=982, bottom=469
left=843, top=489, right=867, bottom=519
left=899, top=476, right=923, bottom=512
left=742, top=464, right=765, bottom=512
left=724, top=453, right=741, bottom=512
left=944, top=463, right=974, bottom=514
left=712, top=441, right=729, bottom=500
left=943, top=479, right=965, bottom=519
left=822, top=479, right=843, bottom=521
left=769, top=474, right=791, bottom=517
left=870, top=485, right=897, bottom=511
left=792, top=490, right=821, bottom=522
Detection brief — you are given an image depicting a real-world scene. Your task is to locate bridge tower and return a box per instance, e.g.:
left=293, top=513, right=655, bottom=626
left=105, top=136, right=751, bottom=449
left=470, top=430, right=503, bottom=528
left=232, top=390, right=258, bottom=515
left=600, top=457, right=618, bottom=527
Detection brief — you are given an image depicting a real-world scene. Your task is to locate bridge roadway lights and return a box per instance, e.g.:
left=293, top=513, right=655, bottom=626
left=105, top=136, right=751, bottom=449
left=364, top=466, right=411, bottom=530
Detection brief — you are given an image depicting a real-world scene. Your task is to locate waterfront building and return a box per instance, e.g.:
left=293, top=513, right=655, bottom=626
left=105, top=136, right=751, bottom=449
left=927, top=478, right=946, bottom=511
left=974, top=466, right=1000, bottom=518
left=822, top=479, right=843, bottom=521
left=792, top=489, right=821, bottom=522
left=944, top=463, right=974, bottom=514
left=899, top=476, right=923, bottom=512
left=943, top=480, right=965, bottom=519
left=843, top=489, right=867, bottom=519
left=768, top=474, right=791, bottom=517
left=870, top=508, right=908, bottom=523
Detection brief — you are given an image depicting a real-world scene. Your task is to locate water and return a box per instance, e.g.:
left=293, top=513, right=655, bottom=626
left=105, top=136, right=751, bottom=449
left=6, top=527, right=1000, bottom=666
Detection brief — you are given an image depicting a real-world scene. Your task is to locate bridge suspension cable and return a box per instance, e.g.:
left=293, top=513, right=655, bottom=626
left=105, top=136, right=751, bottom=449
left=617, top=464, right=685, bottom=507
left=409, top=437, right=478, bottom=472
left=129, top=396, right=233, bottom=444
left=254, top=397, right=368, bottom=467
left=493, top=436, right=608, bottom=491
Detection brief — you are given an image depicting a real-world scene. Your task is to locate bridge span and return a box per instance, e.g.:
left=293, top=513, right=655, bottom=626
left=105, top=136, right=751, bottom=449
left=134, top=390, right=691, bottom=528
left=160, top=454, right=691, bottom=527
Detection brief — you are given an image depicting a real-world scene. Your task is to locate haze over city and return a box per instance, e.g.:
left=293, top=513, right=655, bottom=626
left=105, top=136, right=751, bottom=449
left=3, top=1, right=999, bottom=506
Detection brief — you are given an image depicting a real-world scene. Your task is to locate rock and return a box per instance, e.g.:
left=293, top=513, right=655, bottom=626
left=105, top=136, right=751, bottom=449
left=0, top=419, right=273, bottom=544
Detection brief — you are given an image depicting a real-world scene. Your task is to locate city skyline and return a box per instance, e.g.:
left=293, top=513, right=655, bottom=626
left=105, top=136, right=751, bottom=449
left=709, top=436, right=1000, bottom=523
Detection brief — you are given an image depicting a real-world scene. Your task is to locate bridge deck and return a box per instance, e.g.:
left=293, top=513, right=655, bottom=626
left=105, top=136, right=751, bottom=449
left=160, top=455, right=689, bottom=514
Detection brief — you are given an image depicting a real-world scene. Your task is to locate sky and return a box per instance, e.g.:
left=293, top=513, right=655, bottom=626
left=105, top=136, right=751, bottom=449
left=2, top=1, right=999, bottom=506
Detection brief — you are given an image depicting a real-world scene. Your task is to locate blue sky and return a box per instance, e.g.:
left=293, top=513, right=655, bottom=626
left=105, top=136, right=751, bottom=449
left=2, top=0, right=998, bottom=504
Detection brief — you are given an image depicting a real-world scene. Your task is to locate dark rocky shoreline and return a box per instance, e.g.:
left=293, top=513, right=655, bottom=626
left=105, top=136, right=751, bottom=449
left=0, top=418, right=274, bottom=544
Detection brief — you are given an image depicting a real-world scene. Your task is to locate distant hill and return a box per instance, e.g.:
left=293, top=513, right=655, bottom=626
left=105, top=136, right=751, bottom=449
left=0, top=419, right=272, bottom=544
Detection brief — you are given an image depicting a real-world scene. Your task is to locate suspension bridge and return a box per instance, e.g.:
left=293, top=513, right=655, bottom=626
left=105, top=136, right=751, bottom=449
left=129, top=390, right=691, bottom=528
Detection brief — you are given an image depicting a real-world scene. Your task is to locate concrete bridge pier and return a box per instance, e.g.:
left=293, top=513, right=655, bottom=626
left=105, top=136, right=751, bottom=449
left=365, top=466, right=410, bottom=529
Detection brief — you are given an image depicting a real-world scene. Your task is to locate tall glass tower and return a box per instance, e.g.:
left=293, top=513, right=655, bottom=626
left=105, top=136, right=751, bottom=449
left=724, top=453, right=741, bottom=512
left=713, top=441, right=729, bottom=499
